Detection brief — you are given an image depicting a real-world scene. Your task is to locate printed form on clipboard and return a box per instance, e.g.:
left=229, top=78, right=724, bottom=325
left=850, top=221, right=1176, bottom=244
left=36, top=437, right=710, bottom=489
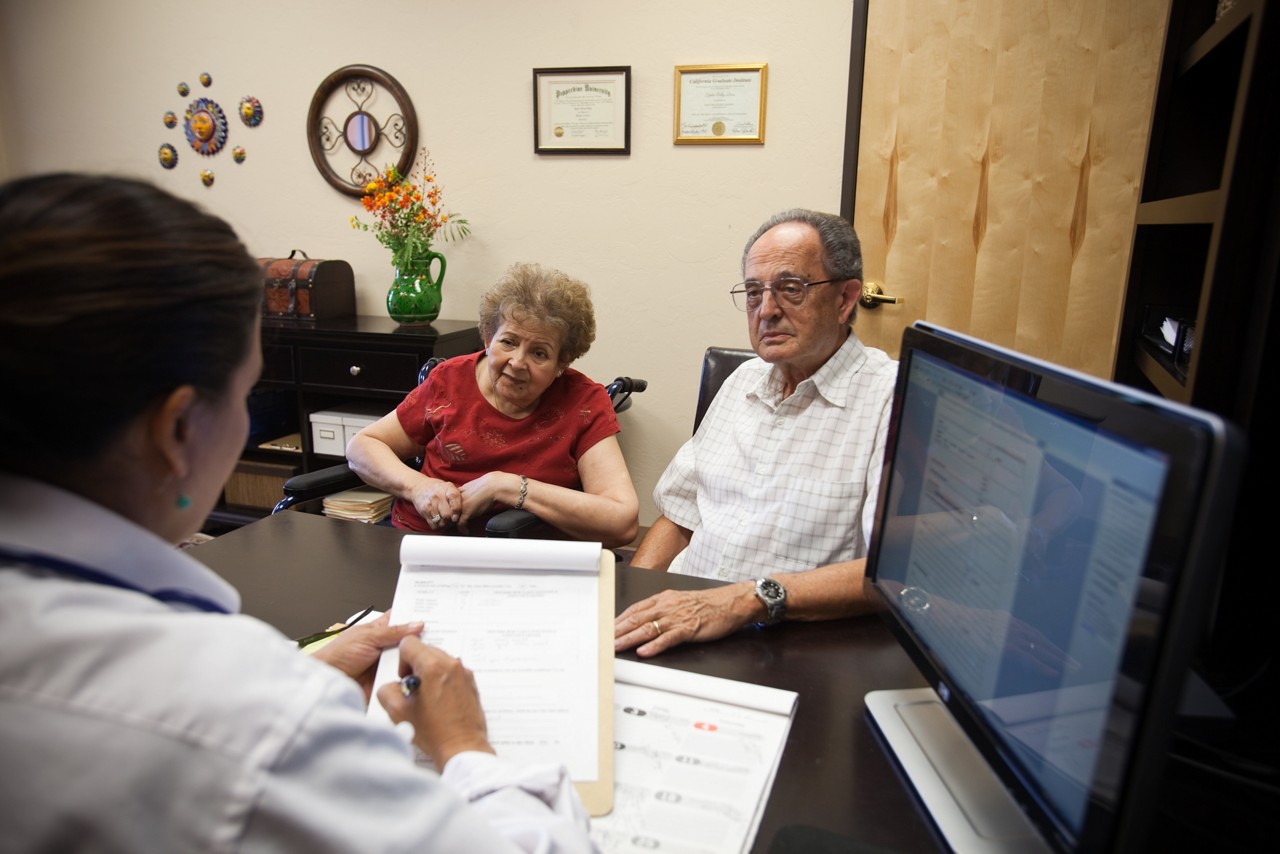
left=592, top=659, right=798, bottom=854
left=368, top=535, right=615, bottom=816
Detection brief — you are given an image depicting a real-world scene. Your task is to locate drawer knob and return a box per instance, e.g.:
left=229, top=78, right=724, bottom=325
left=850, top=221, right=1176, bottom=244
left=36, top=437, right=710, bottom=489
left=349, top=365, right=362, bottom=377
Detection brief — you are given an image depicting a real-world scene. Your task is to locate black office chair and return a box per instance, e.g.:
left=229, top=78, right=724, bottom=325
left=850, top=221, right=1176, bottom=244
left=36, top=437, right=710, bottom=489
left=273, top=357, right=647, bottom=538
left=693, top=346, right=754, bottom=433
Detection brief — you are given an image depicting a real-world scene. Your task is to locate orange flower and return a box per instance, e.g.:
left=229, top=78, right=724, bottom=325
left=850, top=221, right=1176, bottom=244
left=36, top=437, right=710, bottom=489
left=349, top=148, right=471, bottom=269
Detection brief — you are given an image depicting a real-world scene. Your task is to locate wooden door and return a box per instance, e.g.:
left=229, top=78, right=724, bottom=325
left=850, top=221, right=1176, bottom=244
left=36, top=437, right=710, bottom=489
left=844, top=0, right=1170, bottom=380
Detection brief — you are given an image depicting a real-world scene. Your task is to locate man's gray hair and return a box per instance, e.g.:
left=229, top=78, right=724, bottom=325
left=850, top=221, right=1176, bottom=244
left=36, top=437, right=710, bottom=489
left=741, top=208, right=863, bottom=284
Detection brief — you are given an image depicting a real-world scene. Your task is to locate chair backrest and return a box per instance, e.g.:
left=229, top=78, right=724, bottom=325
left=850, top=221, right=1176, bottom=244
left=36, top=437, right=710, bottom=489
left=693, top=346, right=754, bottom=433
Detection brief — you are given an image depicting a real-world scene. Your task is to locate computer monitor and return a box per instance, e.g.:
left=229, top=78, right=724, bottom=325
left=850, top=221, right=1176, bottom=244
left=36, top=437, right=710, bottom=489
left=864, top=322, right=1244, bottom=852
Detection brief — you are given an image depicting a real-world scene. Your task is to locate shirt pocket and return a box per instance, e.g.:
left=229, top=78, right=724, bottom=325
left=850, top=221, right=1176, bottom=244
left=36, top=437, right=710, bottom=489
left=767, top=477, right=862, bottom=568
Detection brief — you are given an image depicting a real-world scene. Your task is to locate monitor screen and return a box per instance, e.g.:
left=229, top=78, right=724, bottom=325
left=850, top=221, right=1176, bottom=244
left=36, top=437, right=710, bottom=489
left=864, top=323, right=1243, bottom=852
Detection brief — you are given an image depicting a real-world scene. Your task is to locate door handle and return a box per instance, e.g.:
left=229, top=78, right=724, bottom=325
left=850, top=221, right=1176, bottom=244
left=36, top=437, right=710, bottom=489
left=860, top=281, right=903, bottom=309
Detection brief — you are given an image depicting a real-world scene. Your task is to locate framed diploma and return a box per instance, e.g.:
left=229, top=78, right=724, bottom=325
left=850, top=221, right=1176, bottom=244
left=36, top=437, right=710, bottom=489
left=533, top=66, right=631, bottom=155
left=674, top=63, right=768, bottom=144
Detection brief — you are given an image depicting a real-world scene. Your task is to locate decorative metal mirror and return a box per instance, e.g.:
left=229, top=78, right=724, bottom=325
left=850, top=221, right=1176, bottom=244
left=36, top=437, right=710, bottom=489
left=307, top=64, right=419, bottom=197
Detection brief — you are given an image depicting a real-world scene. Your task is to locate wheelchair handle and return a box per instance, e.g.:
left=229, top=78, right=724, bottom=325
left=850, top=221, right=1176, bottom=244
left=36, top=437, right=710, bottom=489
left=606, top=376, right=647, bottom=414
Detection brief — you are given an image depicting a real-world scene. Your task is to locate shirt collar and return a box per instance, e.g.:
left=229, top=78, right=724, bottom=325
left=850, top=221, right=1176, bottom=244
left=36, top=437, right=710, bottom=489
left=751, top=332, right=869, bottom=409
left=0, top=472, right=241, bottom=613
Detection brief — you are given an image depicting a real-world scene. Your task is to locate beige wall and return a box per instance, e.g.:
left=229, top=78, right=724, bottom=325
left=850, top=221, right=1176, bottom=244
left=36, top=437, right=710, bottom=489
left=0, top=0, right=859, bottom=527
left=0, top=1, right=1166, bottom=531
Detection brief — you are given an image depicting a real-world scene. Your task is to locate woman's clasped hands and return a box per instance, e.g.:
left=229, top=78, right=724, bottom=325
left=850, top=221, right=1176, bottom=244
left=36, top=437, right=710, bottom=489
left=410, top=472, right=524, bottom=533
left=410, top=477, right=463, bottom=531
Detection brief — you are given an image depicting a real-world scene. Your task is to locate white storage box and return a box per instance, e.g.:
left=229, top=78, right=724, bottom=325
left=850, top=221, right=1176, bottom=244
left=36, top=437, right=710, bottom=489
left=342, top=410, right=382, bottom=449
left=309, top=402, right=387, bottom=457
left=309, top=410, right=346, bottom=456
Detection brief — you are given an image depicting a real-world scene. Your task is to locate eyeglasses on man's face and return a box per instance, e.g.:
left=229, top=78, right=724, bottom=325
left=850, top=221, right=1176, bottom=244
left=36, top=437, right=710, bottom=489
left=729, top=277, right=840, bottom=311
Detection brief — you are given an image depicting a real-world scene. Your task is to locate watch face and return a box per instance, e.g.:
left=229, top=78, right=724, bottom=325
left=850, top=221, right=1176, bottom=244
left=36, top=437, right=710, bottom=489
left=756, top=577, right=787, bottom=625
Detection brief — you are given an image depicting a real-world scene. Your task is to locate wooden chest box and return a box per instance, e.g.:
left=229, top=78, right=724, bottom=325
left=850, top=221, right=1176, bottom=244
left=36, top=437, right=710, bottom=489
left=258, top=250, right=355, bottom=320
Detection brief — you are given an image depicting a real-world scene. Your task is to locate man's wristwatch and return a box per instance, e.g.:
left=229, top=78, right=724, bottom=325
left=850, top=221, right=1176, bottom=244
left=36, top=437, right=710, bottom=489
left=754, top=577, right=788, bottom=626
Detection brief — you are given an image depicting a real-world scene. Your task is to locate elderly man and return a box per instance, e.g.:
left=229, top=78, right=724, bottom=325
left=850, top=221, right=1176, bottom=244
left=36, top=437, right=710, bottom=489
left=615, top=208, right=897, bottom=656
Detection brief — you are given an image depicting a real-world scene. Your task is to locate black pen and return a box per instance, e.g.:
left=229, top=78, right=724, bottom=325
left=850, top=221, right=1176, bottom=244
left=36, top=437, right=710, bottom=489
left=400, top=674, right=421, bottom=697
left=293, top=605, right=375, bottom=649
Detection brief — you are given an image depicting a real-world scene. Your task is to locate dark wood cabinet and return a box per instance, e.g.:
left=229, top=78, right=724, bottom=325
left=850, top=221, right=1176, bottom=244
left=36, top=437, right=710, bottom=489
left=208, top=315, right=482, bottom=531
left=1117, top=1, right=1279, bottom=847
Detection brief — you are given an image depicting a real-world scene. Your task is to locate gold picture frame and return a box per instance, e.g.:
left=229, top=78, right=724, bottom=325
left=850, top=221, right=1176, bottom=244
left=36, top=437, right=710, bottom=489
left=674, top=63, right=767, bottom=145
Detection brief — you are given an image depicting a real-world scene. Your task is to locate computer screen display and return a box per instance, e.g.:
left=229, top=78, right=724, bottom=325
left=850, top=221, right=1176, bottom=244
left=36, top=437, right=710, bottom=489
left=865, top=323, right=1243, bottom=852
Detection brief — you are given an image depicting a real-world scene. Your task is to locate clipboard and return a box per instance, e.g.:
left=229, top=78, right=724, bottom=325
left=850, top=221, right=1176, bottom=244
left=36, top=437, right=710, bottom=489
left=368, top=537, right=614, bottom=815
left=582, top=549, right=615, bottom=815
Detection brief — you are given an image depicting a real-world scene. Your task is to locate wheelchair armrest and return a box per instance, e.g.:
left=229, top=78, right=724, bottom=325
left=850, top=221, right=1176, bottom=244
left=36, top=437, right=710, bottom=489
left=484, top=509, right=547, bottom=538
left=271, top=464, right=362, bottom=514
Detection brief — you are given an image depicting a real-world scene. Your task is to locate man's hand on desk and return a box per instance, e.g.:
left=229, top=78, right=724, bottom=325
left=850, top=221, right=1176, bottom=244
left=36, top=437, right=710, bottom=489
left=615, top=560, right=878, bottom=656
left=310, top=613, right=424, bottom=702
left=615, top=583, right=762, bottom=657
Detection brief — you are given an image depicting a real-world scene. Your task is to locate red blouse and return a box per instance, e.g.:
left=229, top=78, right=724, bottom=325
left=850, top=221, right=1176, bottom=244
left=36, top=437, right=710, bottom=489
left=390, top=350, right=620, bottom=534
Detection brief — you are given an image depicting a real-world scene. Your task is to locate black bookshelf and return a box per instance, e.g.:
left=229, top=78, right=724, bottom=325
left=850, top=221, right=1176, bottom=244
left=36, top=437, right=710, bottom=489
left=1116, top=2, right=1280, bottom=848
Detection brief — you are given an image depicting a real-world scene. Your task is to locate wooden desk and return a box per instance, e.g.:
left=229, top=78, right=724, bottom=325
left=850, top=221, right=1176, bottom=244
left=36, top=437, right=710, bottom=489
left=190, top=511, right=937, bottom=853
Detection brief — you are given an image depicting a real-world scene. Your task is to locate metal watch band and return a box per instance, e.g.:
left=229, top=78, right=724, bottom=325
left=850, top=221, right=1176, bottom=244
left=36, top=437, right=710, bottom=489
left=754, top=576, right=787, bottom=626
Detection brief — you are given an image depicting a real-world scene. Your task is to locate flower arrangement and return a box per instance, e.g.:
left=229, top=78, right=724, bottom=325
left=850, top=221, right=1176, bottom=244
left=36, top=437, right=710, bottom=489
left=350, top=148, right=471, bottom=269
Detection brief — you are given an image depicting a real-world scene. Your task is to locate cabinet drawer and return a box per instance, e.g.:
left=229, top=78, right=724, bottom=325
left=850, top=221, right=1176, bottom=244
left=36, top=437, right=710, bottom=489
left=299, top=346, right=420, bottom=393
left=260, top=344, right=294, bottom=383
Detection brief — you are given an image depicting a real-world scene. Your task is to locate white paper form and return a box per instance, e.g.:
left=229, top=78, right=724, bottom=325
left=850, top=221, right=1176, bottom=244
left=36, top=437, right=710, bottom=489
left=591, top=659, right=797, bottom=854
left=369, top=537, right=603, bottom=781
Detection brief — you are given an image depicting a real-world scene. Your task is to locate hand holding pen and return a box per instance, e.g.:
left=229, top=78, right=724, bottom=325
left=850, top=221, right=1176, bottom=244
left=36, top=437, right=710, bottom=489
left=377, top=635, right=494, bottom=769
left=307, top=612, right=425, bottom=703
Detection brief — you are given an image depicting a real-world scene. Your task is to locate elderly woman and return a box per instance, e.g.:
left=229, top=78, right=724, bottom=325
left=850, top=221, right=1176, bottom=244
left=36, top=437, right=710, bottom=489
left=347, top=262, right=639, bottom=547
left=0, top=173, right=593, bottom=852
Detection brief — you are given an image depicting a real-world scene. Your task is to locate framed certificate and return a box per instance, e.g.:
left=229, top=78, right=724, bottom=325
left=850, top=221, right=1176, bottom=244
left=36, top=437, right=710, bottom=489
left=674, top=63, right=768, bottom=144
left=533, top=66, right=631, bottom=155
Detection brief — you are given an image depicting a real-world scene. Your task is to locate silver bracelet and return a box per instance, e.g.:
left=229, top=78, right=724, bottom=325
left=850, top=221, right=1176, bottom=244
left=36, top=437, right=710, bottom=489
left=514, top=475, right=528, bottom=510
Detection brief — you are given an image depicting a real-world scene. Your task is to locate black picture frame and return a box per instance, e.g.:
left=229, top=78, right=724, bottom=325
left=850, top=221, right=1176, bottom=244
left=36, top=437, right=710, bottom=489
left=533, top=66, right=631, bottom=155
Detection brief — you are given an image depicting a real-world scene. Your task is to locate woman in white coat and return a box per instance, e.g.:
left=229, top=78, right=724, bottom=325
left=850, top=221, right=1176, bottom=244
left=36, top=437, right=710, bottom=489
left=0, top=172, right=593, bottom=852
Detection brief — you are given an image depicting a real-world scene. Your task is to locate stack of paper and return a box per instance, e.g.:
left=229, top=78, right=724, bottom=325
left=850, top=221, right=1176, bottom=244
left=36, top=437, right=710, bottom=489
left=322, top=486, right=393, bottom=523
left=257, top=431, right=303, bottom=452
left=591, top=660, right=797, bottom=854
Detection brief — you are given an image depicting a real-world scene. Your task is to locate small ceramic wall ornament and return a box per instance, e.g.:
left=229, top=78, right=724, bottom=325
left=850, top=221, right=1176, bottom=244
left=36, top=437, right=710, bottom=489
left=158, top=72, right=265, bottom=186
left=239, top=96, right=263, bottom=127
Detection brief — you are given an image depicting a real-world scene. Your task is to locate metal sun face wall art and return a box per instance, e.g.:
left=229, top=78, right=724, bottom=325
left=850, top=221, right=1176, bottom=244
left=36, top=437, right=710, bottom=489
left=157, top=72, right=264, bottom=187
